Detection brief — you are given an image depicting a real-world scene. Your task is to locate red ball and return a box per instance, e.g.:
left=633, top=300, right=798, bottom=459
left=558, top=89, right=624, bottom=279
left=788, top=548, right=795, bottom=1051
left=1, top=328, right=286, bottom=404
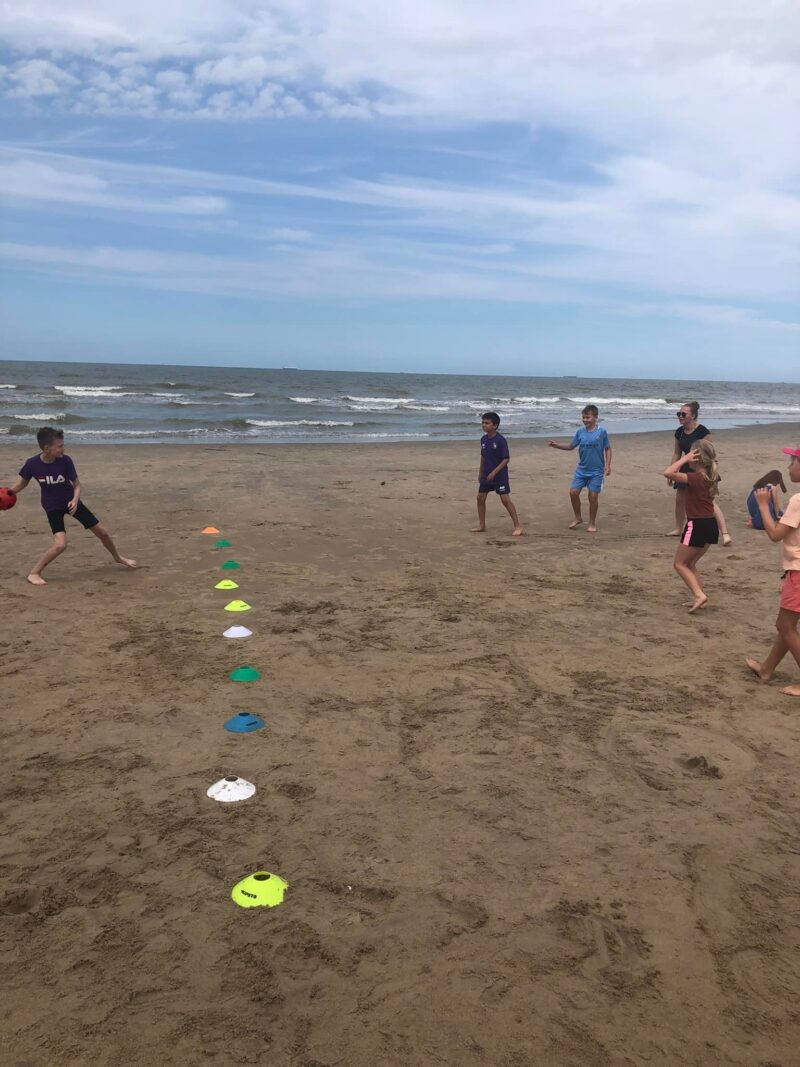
left=0, top=487, right=17, bottom=511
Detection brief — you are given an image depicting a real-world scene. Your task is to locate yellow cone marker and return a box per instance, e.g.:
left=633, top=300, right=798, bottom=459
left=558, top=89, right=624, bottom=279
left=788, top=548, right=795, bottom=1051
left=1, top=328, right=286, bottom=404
left=231, top=871, right=289, bottom=908
left=224, top=600, right=252, bottom=612
left=202, top=526, right=220, bottom=535
left=215, top=579, right=239, bottom=590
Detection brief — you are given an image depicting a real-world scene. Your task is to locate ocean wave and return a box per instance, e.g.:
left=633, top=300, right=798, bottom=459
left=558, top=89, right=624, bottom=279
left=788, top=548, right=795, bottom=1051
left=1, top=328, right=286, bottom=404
left=6, top=412, right=70, bottom=422
left=344, top=396, right=416, bottom=406
left=245, top=418, right=356, bottom=428
left=54, top=386, right=137, bottom=398
left=0, top=384, right=16, bottom=389
left=358, top=432, right=432, bottom=439
left=706, top=403, right=800, bottom=415
left=224, top=392, right=256, bottom=398
left=566, top=396, right=668, bottom=406
left=288, top=396, right=319, bottom=404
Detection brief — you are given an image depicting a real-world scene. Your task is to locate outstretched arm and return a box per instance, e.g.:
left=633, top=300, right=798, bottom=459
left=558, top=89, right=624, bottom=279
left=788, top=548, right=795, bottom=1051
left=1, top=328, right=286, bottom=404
left=548, top=441, right=575, bottom=451
left=8, top=476, right=29, bottom=494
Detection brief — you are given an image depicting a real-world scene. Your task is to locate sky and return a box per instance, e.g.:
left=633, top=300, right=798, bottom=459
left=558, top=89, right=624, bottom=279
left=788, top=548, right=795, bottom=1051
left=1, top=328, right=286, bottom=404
left=0, top=1, right=798, bottom=380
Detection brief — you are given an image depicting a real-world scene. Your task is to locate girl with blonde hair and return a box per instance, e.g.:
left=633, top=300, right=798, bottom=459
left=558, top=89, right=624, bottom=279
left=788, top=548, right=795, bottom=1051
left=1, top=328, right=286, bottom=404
left=663, top=439, right=720, bottom=612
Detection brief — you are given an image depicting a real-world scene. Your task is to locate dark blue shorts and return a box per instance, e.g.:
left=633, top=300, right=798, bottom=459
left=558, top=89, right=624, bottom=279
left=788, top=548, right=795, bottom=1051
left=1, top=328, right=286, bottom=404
left=46, top=502, right=100, bottom=534
left=479, top=480, right=510, bottom=495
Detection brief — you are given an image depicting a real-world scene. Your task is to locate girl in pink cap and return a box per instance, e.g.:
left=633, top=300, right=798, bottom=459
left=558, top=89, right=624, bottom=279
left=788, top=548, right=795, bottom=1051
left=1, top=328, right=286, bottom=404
left=746, top=446, right=800, bottom=697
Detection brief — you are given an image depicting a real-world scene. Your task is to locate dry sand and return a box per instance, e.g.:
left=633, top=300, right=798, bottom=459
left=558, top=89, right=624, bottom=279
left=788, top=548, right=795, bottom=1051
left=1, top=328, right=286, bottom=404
left=2, top=424, right=800, bottom=1066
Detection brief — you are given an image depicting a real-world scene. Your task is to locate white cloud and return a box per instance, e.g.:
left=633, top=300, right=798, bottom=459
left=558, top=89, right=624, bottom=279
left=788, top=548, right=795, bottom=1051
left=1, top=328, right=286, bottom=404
left=4, top=58, right=79, bottom=96
left=0, top=157, right=228, bottom=215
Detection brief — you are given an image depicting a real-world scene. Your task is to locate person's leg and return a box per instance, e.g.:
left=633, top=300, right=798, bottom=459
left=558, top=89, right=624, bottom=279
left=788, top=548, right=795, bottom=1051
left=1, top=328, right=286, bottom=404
left=569, top=487, right=583, bottom=528
left=714, top=500, right=731, bottom=545
left=746, top=609, right=800, bottom=694
left=89, top=522, right=136, bottom=568
left=587, top=490, right=600, bottom=532
left=472, top=493, right=488, bottom=532
left=28, top=532, right=67, bottom=585
left=668, top=487, right=686, bottom=535
left=673, top=544, right=709, bottom=612
left=500, top=493, right=524, bottom=536
left=776, top=608, right=800, bottom=695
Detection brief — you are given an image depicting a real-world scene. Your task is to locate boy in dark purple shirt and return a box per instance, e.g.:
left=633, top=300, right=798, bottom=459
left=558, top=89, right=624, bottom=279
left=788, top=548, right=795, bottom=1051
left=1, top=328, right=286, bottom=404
left=8, top=426, right=136, bottom=586
left=472, top=412, right=524, bottom=536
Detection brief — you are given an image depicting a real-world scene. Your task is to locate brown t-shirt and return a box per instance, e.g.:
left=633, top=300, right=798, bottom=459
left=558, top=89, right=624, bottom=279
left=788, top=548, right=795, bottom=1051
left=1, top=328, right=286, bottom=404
left=684, top=471, right=715, bottom=518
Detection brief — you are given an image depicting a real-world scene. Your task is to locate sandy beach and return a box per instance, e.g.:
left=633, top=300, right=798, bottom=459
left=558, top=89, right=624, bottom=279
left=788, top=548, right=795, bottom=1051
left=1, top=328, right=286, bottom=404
left=2, top=422, right=799, bottom=1065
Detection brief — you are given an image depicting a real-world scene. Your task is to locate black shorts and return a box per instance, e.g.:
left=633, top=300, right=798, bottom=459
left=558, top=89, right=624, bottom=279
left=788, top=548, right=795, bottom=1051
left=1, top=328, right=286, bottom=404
left=479, top=480, right=511, bottom=495
left=680, top=517, right=718, bottom=548
left=46, top=502, right=100, bottom=534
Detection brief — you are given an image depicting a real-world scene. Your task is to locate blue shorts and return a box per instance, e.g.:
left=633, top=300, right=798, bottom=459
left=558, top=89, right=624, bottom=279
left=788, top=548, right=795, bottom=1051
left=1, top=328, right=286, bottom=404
left=571, top=471, right=604, bottom=493
left=479, top=479, right=510, bottom=495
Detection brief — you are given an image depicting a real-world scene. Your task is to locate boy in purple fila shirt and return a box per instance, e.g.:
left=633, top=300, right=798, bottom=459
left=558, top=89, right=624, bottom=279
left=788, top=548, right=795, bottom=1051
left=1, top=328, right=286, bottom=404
left=472, top=412, right=524, bottom=536
left=8, top=426, right=136, bottom=586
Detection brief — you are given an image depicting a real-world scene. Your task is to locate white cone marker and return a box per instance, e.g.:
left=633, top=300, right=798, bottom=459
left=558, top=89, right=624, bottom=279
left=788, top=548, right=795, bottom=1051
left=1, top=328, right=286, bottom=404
left=223, top=625, right=253, bottom=639
left=207, top=775, right=256, bottom=803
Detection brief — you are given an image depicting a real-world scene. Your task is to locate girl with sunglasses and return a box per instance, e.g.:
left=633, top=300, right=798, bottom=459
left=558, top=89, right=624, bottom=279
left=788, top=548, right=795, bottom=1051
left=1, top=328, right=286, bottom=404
left=667, top=401, right=732, bottom=545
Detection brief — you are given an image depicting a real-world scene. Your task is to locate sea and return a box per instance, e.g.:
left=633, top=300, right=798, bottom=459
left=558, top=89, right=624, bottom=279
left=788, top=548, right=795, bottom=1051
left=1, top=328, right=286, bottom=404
left=0, top=361, right=798, bottom=446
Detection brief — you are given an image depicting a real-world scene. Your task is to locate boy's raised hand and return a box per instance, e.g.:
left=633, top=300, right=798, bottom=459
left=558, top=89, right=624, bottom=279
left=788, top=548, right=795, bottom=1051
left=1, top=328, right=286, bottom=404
left=754, top=486, right=773, bottom=504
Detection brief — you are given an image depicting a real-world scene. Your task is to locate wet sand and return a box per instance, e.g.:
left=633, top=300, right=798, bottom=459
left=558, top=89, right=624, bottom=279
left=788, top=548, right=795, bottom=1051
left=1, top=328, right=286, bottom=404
left=2, top=423, right=799, bottom=1065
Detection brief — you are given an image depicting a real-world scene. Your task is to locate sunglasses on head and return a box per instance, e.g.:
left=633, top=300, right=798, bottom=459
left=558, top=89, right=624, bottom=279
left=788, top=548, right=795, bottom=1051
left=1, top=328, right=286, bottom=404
left=676, top=411, right=688, bottom=418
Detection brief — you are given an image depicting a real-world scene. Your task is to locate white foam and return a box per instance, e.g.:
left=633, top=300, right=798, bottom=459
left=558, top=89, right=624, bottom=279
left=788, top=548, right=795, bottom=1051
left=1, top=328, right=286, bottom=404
left=359, top=432, right=432, bottom=438
left=8, top=412, right=68, bottom=421
left=224, top=392, right=256, bottom=398
left=708, top=403, right=800, bottom=414
left=345, top=395, right=415, bottom=405
left=0, top=384, right=16, bottom=389
left=246, top=419, right=356, bottom=428
left=567, top=396, right=668, bottom=406
left=54, top=386, right=136, bottom=398
left=288, top=396, right=319, bottom=404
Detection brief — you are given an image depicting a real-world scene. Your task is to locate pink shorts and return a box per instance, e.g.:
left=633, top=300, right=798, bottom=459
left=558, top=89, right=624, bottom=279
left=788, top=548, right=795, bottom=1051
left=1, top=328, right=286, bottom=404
left=780, top=570, right=800, bottom=613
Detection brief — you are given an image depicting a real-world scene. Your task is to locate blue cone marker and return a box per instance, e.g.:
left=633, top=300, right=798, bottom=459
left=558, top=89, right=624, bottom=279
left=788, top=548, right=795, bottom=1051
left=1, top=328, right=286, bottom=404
left=224, top=712, right=265, bottom=734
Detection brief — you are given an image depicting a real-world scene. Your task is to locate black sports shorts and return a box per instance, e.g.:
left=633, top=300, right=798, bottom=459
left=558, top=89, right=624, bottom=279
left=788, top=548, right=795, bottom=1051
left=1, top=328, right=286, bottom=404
left=46, top=502, right=100, bottom=534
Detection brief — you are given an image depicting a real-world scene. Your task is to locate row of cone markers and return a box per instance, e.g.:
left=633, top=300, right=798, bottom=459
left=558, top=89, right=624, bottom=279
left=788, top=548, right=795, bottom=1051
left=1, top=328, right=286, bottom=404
left=201, top=525, right=289, bottom=909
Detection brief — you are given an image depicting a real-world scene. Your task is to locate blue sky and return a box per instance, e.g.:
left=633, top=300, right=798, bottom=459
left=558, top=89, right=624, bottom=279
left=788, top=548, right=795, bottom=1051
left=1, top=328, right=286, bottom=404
left=0, top=1, right=798, bottom=380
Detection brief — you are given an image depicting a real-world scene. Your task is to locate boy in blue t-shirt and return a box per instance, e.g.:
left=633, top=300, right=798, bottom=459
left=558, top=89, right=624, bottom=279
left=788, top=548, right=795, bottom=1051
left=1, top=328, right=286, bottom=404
left=7, top=426, right=136, bottom=586
left=472, top=412, right=524, bottom=536
left=548, top=404, right=612, bottom=532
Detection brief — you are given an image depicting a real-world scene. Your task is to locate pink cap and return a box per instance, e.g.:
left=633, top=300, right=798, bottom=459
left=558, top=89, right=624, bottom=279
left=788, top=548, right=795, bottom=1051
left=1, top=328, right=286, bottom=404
left=782, top=447, right=800, bottom=459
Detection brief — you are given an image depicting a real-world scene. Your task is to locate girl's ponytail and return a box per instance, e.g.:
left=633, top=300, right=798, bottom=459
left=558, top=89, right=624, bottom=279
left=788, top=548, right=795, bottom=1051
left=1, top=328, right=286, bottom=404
left=694, top=439, right=719, bottom=498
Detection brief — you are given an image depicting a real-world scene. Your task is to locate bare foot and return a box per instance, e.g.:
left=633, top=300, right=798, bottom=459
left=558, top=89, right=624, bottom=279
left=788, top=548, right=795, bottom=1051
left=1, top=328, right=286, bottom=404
left=512, top=527, right=524, bottom=537
left=27, top=573, right=47, bottom=586
left=470, top=526, right=486, bottom=533
left=745, top=656, right=771, bottom=682
left=688, top=595, right=708, bottom=613
left=587, top=524, right=597, bottom=533
left=666, top=529, right=681, bottom=537
left=117, top=558, right=137, bottom=568
left=722, top=534, right=732, bottom=546
left=568, top=518, right=583, bottom=529
left=780, top=684, right=800, bottom=697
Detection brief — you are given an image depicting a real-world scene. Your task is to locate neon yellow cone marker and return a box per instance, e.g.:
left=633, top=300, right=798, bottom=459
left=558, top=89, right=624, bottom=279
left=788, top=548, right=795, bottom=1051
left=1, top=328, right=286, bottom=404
left=215, top=579, right=239, bottom=590
left=224, top=600, right=251, bottom=612
left=231, top=871, right=289, bottom=908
